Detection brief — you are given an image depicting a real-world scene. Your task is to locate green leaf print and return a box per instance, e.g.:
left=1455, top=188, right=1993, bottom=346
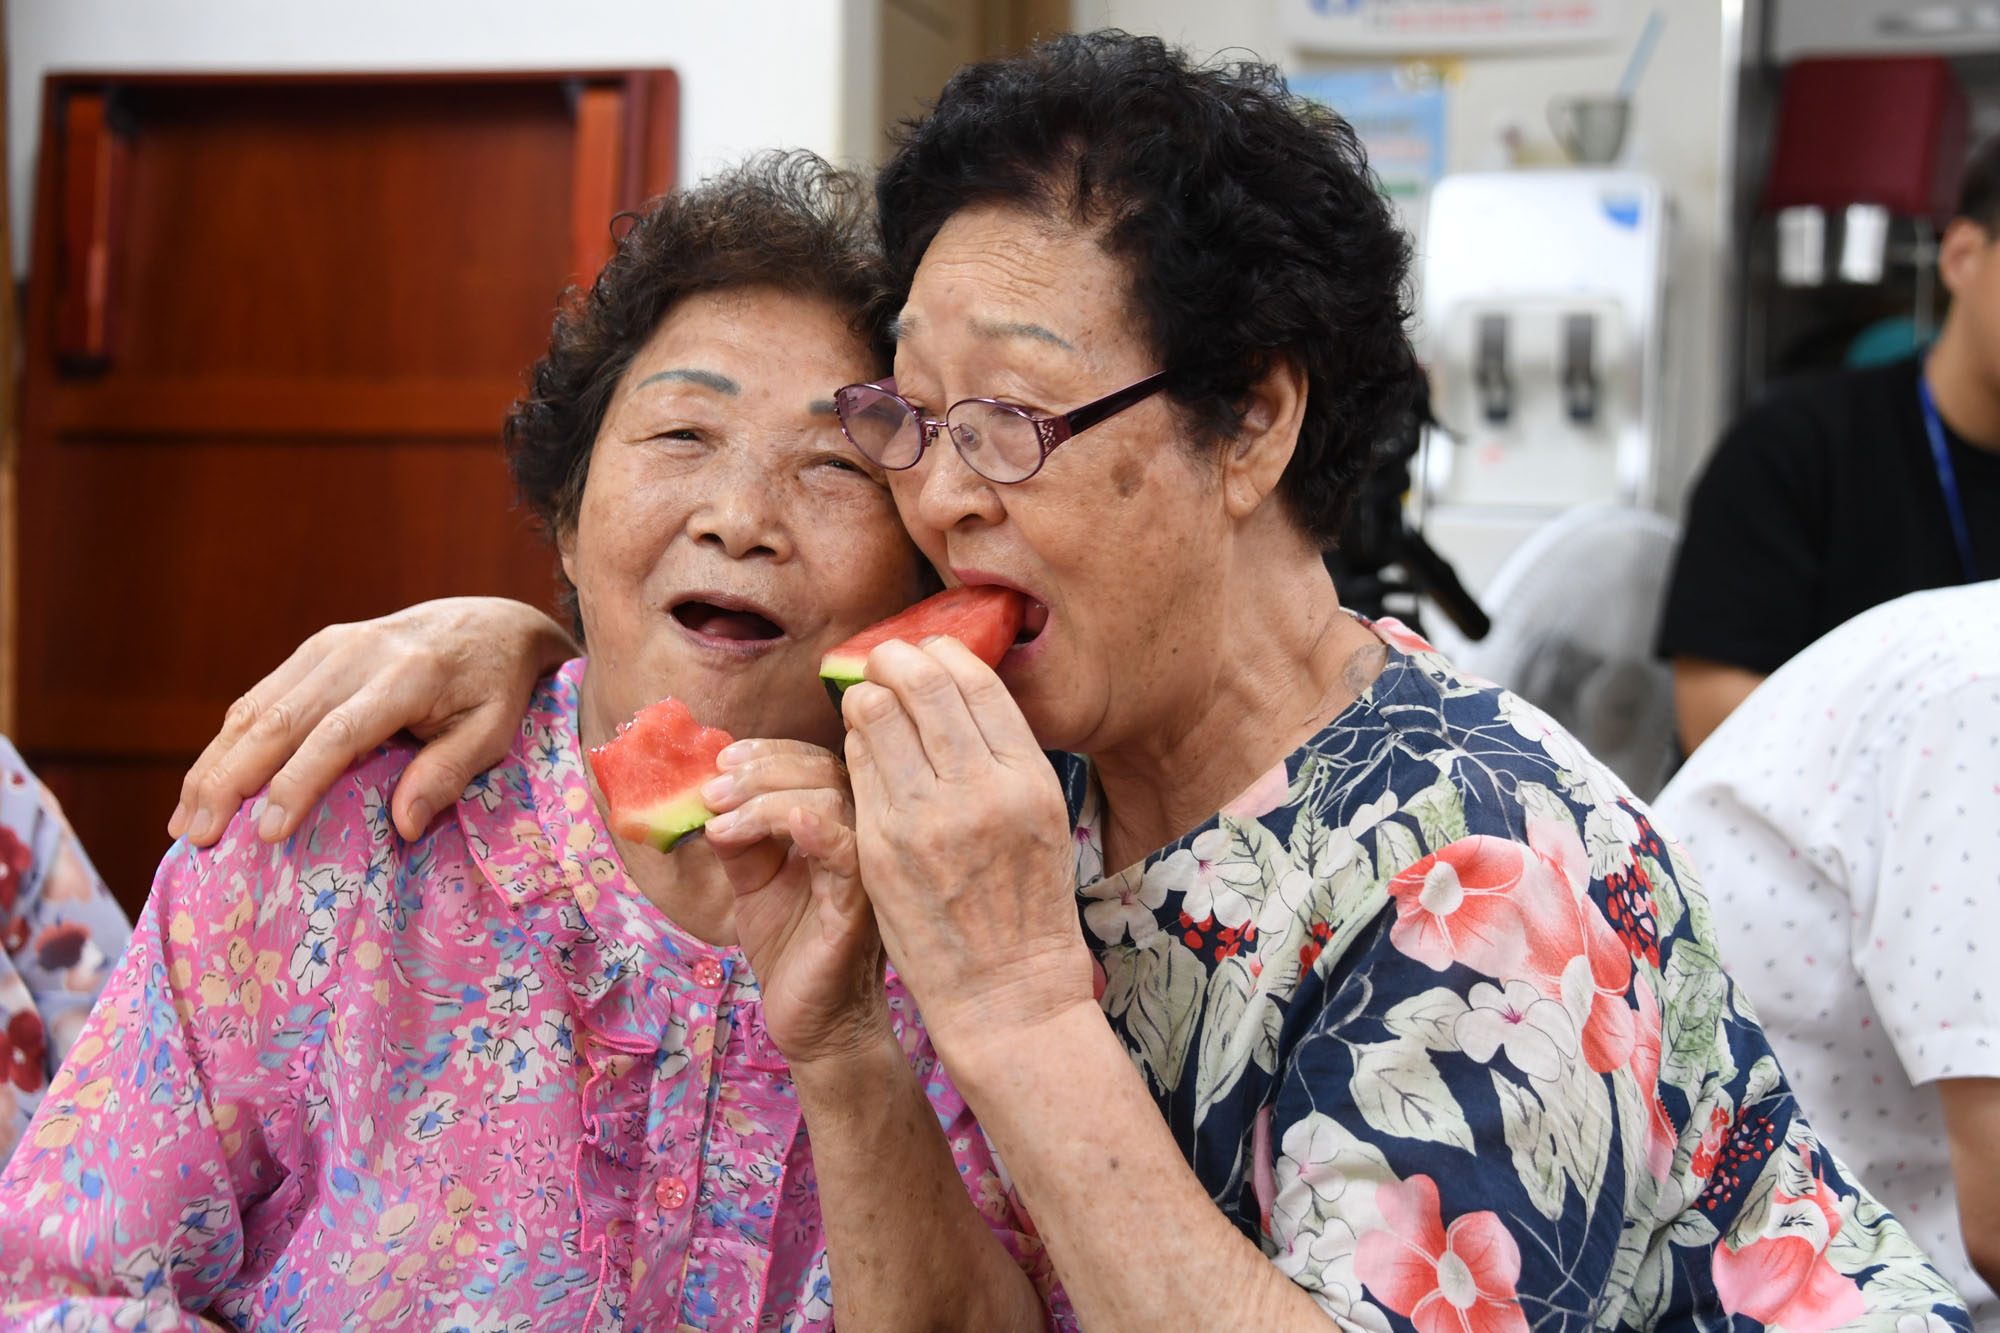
left=1660, top=939, right=1730, bottom=1089
left=1492, top=1072, right=1565, bottom=1221
left=1374, top=822, right=1424, bottom=880
left=1664, top=839, right=1719, bottom=945
left=1404, top=777, right=1470, bottom=852
left=1742, top=1054, right=1783, bottom=1109
left=1349, top=1037, right=1475, bottom=1152
left=1193, top=955, right=1263, bottom=1128
left=1383, top=987, right=1469, bottom=1053
left=1512, top=780, right=1578, bottom=839
left=1288, top=809, right=1333, bottom=879
left=1220, top=815, right=1291, bottom=909
left=1546, top=1055, right=1614, bottom=1212
left=1104, top=932, right=1206, bottom=1095
left=1828, top=1193, right=1962, bottom=1304
left=1616, top=1227, right=1673, bottom=1332
left=1664, top=1207, right=1719, bottom=1250
left=1641, top=853, right=1682, bottom=942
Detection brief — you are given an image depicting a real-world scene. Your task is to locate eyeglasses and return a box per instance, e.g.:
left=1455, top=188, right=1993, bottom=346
left=832, top=371, right=1170, bottom=485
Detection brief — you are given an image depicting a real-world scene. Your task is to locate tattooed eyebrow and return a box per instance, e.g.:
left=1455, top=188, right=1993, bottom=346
left=635, top=368, right=740, bottom=395
left=970, top=318, right=1076, bottom=352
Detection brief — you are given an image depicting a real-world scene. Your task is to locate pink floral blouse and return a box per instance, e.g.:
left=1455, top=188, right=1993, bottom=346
left=0, top=662, right=1052, bottom=1332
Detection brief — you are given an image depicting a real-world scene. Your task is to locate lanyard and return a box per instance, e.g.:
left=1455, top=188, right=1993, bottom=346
left=1917, top=365, right=1982, bottom=584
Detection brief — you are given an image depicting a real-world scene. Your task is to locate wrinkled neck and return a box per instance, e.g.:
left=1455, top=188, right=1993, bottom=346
left=1089, top=542, right=1384, bottom=876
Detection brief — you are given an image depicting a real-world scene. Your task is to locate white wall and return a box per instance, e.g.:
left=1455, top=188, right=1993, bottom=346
left=5, top=0, right=865, bottom=273
left=1072, top=0, right=1281, bottom=62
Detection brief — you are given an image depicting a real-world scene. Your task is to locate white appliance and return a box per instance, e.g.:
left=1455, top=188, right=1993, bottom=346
left=1436, top=505, right=1681, bottom=799
left=1416, top=169, right=1670, bottom=596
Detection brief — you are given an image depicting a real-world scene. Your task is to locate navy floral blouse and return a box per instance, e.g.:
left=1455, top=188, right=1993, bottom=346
left=1059, top=619, right=1971, bottom=1333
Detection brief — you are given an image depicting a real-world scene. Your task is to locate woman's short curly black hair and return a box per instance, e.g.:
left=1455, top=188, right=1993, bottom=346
left=505, top=150, right=894, bottom=631
left=876, top=31, right=1419, bottom=547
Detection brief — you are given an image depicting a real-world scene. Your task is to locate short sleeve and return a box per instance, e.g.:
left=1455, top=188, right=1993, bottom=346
left=1853, top=677, right=2000, bottom=1085
left=1657, top=396, right=1829, bottom=674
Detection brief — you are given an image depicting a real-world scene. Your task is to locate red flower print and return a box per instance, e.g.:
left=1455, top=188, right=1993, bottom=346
left=1514, top=843, right=1636, bottom=1075
left=34, top=922, right=90, bottom=971
left=0, top=823, right=32, bottom=916
left=1690, top=1106, right=1732, bottom=1182
left=0, top=1008, right=46, bottom=1093
left=1372, top=617, right=1441, bottom=658
left=1387, top=837, right=1530, bottom=978
left=1712, top=1149, right=1865, bottom=1333
left=1356, top=1174, right=1529, bottom=1333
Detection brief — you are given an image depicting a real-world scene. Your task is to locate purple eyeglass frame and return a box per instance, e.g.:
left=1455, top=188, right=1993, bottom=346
left=833, top=370, right=1170, bottom=483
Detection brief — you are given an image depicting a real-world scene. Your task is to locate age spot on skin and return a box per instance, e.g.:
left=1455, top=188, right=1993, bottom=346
left=1112, top=457, right=1145, bottom=499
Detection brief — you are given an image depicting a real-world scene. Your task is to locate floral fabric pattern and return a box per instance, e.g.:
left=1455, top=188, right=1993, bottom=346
left=0, top=662, right=1048, bottom=1332
left=0, top=735, right=131, bottom=1167
left=1062, top=619, right=1969, bottom=1333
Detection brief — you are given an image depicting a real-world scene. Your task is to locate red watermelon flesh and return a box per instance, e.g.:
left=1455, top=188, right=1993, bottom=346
left=587, top=696, right=736, bottom=852
left=819, top=584, right=1030, bottom=702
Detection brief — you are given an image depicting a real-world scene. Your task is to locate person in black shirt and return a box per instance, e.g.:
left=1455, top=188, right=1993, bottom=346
left=1659, top=137, right=2000, bottom=752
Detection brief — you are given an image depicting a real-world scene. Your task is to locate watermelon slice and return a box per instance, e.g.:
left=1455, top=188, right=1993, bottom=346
left=587, top=697, right=736, bottom=852
left=819, top=585, right=1030, bottom=703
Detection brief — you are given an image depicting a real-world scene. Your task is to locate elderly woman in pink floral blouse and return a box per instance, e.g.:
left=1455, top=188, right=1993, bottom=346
left=0, top=154, right=1052, bottom=1333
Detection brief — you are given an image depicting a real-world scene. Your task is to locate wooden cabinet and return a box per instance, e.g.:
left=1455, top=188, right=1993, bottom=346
left=14, top=71, right=676, bottom=914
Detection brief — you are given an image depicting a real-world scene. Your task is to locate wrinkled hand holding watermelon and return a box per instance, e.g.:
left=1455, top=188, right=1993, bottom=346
left=818, top=585, right=1030, bottom=704
left=588, top=697, right=736, bottom=852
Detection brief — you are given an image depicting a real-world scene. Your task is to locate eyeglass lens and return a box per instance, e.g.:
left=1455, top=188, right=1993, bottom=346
left=835, top=385, right=924, bottom=469
left=947, top=401, right=1041, bottom=482
left=835, top=387, right=1047, bottom=483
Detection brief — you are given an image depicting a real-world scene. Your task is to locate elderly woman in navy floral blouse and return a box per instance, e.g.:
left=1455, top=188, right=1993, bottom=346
left=176, top=32, right=1972, bottom=1332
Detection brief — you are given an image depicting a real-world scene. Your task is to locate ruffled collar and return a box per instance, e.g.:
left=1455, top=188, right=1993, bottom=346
left=454, top=658, right=752, bottom=1051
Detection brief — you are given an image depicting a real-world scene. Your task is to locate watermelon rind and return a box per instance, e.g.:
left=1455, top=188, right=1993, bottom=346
left=609, top=790, right=717, bottom=853
left=816, top=586, right=1028, bottom=705
left=819, top=652, right=868, bottom=705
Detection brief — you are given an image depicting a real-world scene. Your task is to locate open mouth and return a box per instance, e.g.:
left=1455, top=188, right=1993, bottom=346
left=1015, top=600, right=1050, bottom=646
left=672, top=600, right=785, bottom=642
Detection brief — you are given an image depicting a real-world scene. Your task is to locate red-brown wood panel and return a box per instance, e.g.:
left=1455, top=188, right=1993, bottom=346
left=15, top=72, right=677, bottom=914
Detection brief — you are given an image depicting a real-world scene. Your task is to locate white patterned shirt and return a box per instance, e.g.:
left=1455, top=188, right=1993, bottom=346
left=1656, top=580, right=2000, bottom=1327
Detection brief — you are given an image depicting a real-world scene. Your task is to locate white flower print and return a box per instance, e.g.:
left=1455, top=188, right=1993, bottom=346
left=460, top=768, right=506, bottom=814
left=1257, top=867, right=1320, bottom=935
left=491, top=1033, right=548, bottom=1102
left=1453, top=980, right=1578, bottom=1083
left=1082, top=868, right=1165, bottom=946
left=295, top=863, right=360, bottom=933
left=109, top=1241, right=170, bottom=1299
left=1073, top=817, right=1105, bottom=887
left=535, top=1011, right=577, bottom=1071
left=1147, top=828, right=1263, bottom=930
left=435, top=1303, right=534, bottom=1333
left=1270, top=1112, right=1395, bottom=1333
left=482, top=963, right=545, bottom=1016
